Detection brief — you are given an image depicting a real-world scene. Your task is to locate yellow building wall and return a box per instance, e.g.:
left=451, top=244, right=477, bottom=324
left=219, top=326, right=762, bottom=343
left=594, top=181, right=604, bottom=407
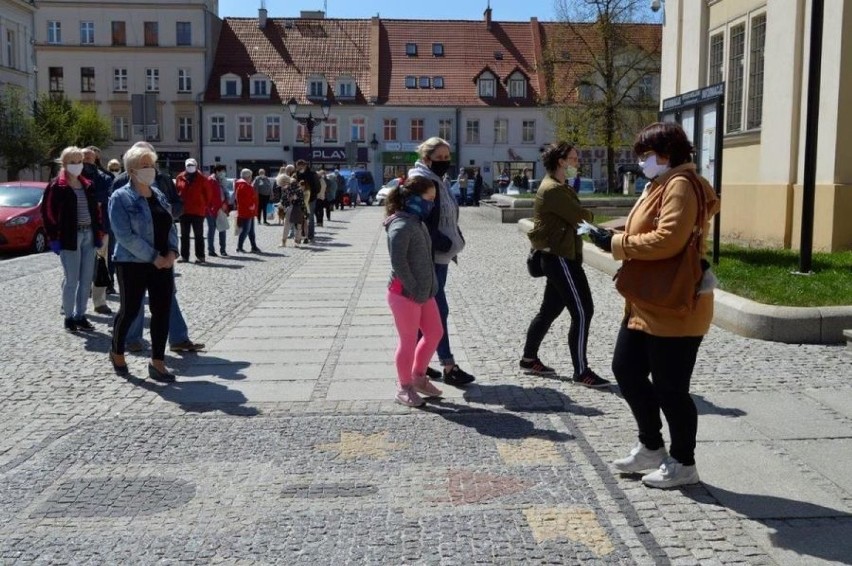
left=790, top=184, right=852, bottom=252
left=708, top=0, right=767, bottom=30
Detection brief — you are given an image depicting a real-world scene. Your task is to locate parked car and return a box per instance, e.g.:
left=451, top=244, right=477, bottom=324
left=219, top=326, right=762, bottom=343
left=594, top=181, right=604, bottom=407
left=338, top=169, right=377, bottom=205
left=448, top=178, right=481, bottom=205
left=374, top=177, right=401, bottom=206
left=577, top=177, right=596, bottom=194
left=0, top=181, right=49, bottom=254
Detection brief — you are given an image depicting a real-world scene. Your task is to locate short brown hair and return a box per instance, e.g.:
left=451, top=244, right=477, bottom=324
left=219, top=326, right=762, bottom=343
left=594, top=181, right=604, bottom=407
left=633, top=122, right=694, bottom=167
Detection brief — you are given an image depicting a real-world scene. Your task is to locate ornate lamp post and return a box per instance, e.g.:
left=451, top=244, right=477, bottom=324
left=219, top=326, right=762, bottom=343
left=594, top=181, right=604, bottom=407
left=286, top=97, right=331, bottom=168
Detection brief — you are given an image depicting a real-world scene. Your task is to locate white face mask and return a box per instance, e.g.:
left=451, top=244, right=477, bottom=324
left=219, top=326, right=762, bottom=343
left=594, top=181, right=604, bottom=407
left=66, top=163, right=84, bottom=177
left=185, top=165, right=197, bottom=173
left=133, top=167, right=157, bottom=186
left=639, top=154, right=670, bottom=179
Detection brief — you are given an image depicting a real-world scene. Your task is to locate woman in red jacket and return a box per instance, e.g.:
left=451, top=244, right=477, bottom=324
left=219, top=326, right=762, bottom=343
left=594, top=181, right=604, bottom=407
left=234, top=168, right=260, bottom=253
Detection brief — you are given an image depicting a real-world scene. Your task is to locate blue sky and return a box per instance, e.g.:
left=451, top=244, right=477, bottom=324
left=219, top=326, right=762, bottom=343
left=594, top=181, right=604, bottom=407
left=217, top=0, right=561, bottom=21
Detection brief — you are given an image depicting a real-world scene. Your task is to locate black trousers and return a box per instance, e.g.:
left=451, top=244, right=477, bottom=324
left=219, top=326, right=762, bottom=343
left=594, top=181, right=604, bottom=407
left=112, top=262, right=174, bottom=361
left=523, top=253, right=594, bottom=376
left=257, top=194, right=270, bottom=223
left=324, top=198, right=333, bottom=220
left=612, top=324, right=702, bottom=466
left=179, top=214, right=205, bottom=260
left=315, top=199, right=325, bottom=226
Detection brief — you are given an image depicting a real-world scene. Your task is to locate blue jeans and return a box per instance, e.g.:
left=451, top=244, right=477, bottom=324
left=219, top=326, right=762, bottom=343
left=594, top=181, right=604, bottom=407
left=127, top=285, right=189, bottom=346
left=60, top=229, right=96, bottom=319
left=307, top=201, right=316, bottom=239
left=206, top=215, right=227, bottom=254
left=237, top=218, right=257, bottom=250
left=434, top=262, right=454, bottom=365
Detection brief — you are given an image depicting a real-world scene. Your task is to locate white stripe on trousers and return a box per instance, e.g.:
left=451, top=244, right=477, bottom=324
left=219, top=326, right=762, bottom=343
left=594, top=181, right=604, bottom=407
left=557, top=256, right=588, bottom=374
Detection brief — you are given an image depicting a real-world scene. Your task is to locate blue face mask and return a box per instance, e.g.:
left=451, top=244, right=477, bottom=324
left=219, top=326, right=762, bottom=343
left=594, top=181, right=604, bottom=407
left=403, top=194, right=434, bottom=220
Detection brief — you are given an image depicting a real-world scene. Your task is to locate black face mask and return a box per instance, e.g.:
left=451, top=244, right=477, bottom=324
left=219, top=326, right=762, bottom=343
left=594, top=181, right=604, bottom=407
left=429, top=160, right=451, bottom=177
left=83, top=163, right=97, bottom=176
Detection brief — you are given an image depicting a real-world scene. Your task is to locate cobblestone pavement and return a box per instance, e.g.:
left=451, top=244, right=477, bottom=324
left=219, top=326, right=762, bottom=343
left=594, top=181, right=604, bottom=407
left=0, top=207, right=849, bottom=564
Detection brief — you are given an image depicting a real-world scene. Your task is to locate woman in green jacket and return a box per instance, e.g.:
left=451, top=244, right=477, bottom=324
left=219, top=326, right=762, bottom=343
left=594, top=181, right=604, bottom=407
left=521, top=142, right=610, bottom=388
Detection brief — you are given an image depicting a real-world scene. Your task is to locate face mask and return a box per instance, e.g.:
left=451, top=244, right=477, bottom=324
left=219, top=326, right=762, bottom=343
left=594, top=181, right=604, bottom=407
left=66, top=163, right=84, bottom=177
left=217, top=172, right=226, bottom=180
left=133, top=167, right=157, bottom=186
left=403, top=194, right=434, bottom=220
left=186, top=165, right=197, bottom=173
left=639, top=154, right=670, bottom=179
left=564, top=166, right=578, bottom=180
left=429, top=160, right=451, bottom=178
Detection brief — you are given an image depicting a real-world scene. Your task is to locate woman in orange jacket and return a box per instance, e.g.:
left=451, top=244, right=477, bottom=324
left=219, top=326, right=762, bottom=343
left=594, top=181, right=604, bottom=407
left=234, top=168, right=260, bottom=253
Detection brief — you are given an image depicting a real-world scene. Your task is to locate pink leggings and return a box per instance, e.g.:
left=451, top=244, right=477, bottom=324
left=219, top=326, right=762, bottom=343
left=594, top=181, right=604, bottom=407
left=387, top=291, right=443, bottom=386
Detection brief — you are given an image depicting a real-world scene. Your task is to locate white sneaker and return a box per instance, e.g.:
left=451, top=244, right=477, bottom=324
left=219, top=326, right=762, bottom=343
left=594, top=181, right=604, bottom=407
left=395, top=385, right=425, bottom=407
left=613, top=442, right=668, bottom=473
left=641, top=456, right=700, bottom=489
left=412, top=374, right=442, bottom=398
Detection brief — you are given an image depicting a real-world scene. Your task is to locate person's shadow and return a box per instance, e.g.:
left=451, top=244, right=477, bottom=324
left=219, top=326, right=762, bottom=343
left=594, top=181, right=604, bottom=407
left=423, top=398, right=574, bottom=442
left=122, top=374, right=260, bottom=416
left=464, top=383, right=605, bottom=416
left=693, top=394, right=747, bottom=417
left=683, top=485, right=852, bottom=563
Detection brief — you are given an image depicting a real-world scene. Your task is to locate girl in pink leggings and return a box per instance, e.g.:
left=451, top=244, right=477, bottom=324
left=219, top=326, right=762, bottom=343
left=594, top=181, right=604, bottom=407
left=383, top=177, right=444, bottom=407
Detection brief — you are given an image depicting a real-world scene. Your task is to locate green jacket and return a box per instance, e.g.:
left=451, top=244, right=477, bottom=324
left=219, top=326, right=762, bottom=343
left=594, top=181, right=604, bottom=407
left=527, top=174, right=593, bottom=261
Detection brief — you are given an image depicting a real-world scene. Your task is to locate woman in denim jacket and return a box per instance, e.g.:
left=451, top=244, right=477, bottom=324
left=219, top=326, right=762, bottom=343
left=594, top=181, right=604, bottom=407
left=108, top=144, right=179, bottom=383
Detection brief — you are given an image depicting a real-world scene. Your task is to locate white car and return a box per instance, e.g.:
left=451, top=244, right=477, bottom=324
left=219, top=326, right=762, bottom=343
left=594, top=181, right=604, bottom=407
left=374, top=177, right=401, bottom=205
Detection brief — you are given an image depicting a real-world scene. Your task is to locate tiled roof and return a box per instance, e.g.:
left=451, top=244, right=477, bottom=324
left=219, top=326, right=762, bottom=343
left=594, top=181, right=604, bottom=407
left=378, top=19, right=543, bottom=107
left=205, top=17, right=373, bottom=106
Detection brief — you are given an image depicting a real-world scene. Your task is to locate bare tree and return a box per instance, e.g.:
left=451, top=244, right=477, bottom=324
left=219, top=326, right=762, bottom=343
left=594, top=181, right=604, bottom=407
left=546, top=0, right=661, bottom=191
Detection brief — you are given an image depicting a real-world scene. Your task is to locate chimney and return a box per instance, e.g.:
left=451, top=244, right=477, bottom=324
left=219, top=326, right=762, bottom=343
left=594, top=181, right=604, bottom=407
left=484, top=1, right=492, bottom=31
left=258, top=5, right=268, bottom=29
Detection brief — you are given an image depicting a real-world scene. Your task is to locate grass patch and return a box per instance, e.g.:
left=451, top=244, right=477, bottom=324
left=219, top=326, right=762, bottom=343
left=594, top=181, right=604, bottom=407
left=712, top=244, right=852, bottom=306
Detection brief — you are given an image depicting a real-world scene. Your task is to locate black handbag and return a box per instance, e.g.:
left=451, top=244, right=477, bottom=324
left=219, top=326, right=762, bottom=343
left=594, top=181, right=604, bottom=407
left=526, top=249, right=545, bottom=278
left=94, top=255, right=112, bottom=287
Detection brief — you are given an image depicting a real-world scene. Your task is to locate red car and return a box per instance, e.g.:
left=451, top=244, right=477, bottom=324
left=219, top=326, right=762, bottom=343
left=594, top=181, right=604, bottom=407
left=0, top=181, right=49, bottom=254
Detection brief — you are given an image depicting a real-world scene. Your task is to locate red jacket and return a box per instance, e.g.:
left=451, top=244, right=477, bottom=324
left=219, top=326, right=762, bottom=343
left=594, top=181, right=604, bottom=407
left=205, top=175, right=227, bottom=216
left=234, top=179, right=257, bottom=219
left=175, top=171, right=208, bottom=216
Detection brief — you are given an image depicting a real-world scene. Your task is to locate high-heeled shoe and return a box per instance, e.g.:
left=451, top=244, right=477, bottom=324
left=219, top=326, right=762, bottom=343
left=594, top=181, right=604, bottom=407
left=109, top=351, right=129, bottom=376
left=147, top=363, right=176, bottom=383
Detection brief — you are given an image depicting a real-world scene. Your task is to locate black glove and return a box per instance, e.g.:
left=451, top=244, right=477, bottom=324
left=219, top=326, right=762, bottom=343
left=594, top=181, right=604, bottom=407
left=588, top=228, right=613, bottom=252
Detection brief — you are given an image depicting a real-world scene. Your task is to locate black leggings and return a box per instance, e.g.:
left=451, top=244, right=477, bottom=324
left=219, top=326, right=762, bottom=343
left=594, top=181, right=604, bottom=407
left=258, top=194, right=270, bottom=223
left=523, top=253, right=594, bottom=376
left=112, top=262, right=174, bottom=361
left=612, top=324, right=702, bottom=466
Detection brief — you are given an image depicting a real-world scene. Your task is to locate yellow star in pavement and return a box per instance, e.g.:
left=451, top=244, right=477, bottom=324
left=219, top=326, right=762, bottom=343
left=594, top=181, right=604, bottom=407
left=523, top=507, right=615, bottom=557
left=496, top=438, right=566, bottom=465
left=315, top=431, right=406, bottom=460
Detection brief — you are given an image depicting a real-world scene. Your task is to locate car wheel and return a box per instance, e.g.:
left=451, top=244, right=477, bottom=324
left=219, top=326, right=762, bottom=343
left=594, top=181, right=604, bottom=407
left=31, top=229, right=47, bottom=254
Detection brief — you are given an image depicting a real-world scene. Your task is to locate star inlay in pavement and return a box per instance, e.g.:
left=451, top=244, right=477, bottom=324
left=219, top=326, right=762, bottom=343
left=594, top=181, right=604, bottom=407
left=496, top=438, right=566, bottom=465
left=523, top=507, right=615, bottom=556
left=315, top=431, right=406, bottom=460
left=428, top=469, right=533, bottom=505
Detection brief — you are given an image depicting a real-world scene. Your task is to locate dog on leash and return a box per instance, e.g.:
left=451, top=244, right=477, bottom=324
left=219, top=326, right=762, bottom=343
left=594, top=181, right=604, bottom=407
left=275, top=203, right=287, bottom=225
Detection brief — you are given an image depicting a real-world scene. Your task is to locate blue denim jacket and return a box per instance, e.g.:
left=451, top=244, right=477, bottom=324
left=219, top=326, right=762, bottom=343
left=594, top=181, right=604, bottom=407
left=109, top=182, right=179, bottom=263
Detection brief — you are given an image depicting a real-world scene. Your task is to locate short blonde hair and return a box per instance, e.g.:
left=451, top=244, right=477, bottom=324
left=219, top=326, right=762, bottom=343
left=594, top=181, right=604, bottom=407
left=276, top=173, right=292, bottom=187
left=416, top=137, right=450, bottom=159
left=123, top=144, right=158, bottom=173
left=107, top=159, right=121, bottom=171
left=56, top=146, right=84, bottom=167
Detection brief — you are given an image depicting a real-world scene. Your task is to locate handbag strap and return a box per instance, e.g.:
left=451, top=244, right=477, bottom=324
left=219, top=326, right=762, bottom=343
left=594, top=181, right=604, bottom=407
left=659, top=172, right=707, bottom=249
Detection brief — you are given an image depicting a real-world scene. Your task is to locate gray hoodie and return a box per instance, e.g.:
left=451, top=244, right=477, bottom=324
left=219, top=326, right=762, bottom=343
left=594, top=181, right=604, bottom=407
left=407, top=161, right=465, bottom=265
left=383, top=211, right=438, bottom=303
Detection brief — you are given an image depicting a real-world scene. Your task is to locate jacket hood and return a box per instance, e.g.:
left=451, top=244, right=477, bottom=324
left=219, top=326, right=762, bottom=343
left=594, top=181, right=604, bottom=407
left=383, top=210, right=417, bottom=229
left=407, top=161, right=443, bottom=186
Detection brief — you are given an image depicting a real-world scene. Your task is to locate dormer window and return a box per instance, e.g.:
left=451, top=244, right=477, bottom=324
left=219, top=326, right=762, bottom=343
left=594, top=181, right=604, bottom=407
left=432, top=43, right=444, bottom=57
left=419, top=76, right=431, bottom=89
left=477, top=72, right=496, bottom=98
left=405, top=42, right=417, bottom=56
left=306, top=75, right=326, bottom=98
left=336, top=75, right=356, bottom=98
left=405, top=75, right=416, bottom=89
left=220, top=73, right=241, bottom=98
left=250, top=74, right=271, bottom=98
left=433, top=76, right=444, bottom=89
left=507, top=72, right=527, bottom=99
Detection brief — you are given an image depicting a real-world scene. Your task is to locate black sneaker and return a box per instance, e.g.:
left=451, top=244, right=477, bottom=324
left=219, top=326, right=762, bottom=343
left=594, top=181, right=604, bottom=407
left=425, top=367, right=442, bottom=380
left=63, top=317, right=77, bottom=332
left=519, top=358, right=556, bottom=375
left=74, top=317, right=95, bottom=331
left=220, top=250, right=228, bottom=256
left=573, top=369, right=611, bottom=389
left=443, top=365, right=475, bottom=386
left=209, top=250, right=218, bottom=257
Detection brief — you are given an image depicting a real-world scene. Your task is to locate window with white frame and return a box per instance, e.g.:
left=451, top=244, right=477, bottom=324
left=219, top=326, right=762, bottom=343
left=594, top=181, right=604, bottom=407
left=266, top=115, right=281, bottom=142
left=466, top=119, right=480, bottom=144
left=113, top=115, right=128, bottom=141
left=711, top=10, right=766, bottom=134
left=251, top=75, right=269, bottom=97
left=178, top=69, right=191, bottom=93
left=221, top=74, right=240, bottom=97
left=410, top=119, right=424, bottom=142
left=508, top=73, right=526, bottom=98
left=383, top=118, right=397, bottom=142
left=323, top=118, right=338, bottom=143
left=48, top=21, right=61, bottom=44
left=210, top=116, right=225, bottom=142
left=113, top=68, right=128, bottom=92
left=522, top=120, right=535, bottom=143
left=145, top=68, right=159, bottom=92
left=337, top=76, right=355, bottom=98
left=238, top=116, right=253, bottom=142
left=478, top=72, right=496, bottom=98
left=351, top=117, right=366, bottom=142
left=178, top=116, right=193, bottom=142
left=80, top=21, right=94, bottom=45
left=307, top=75, right=326, bottom=98
left=494, top=119, right=508, bottom=144
left=438, top=119, right=452, bottom=142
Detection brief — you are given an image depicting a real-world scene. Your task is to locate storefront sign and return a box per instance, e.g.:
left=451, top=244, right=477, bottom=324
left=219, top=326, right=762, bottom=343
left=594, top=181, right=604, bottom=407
left=293, top=146, right=369, bottom=163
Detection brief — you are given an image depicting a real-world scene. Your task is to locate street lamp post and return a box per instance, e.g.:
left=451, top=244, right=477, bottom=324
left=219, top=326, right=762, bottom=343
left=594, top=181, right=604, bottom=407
left=286, top=97, right=331, bottom=169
